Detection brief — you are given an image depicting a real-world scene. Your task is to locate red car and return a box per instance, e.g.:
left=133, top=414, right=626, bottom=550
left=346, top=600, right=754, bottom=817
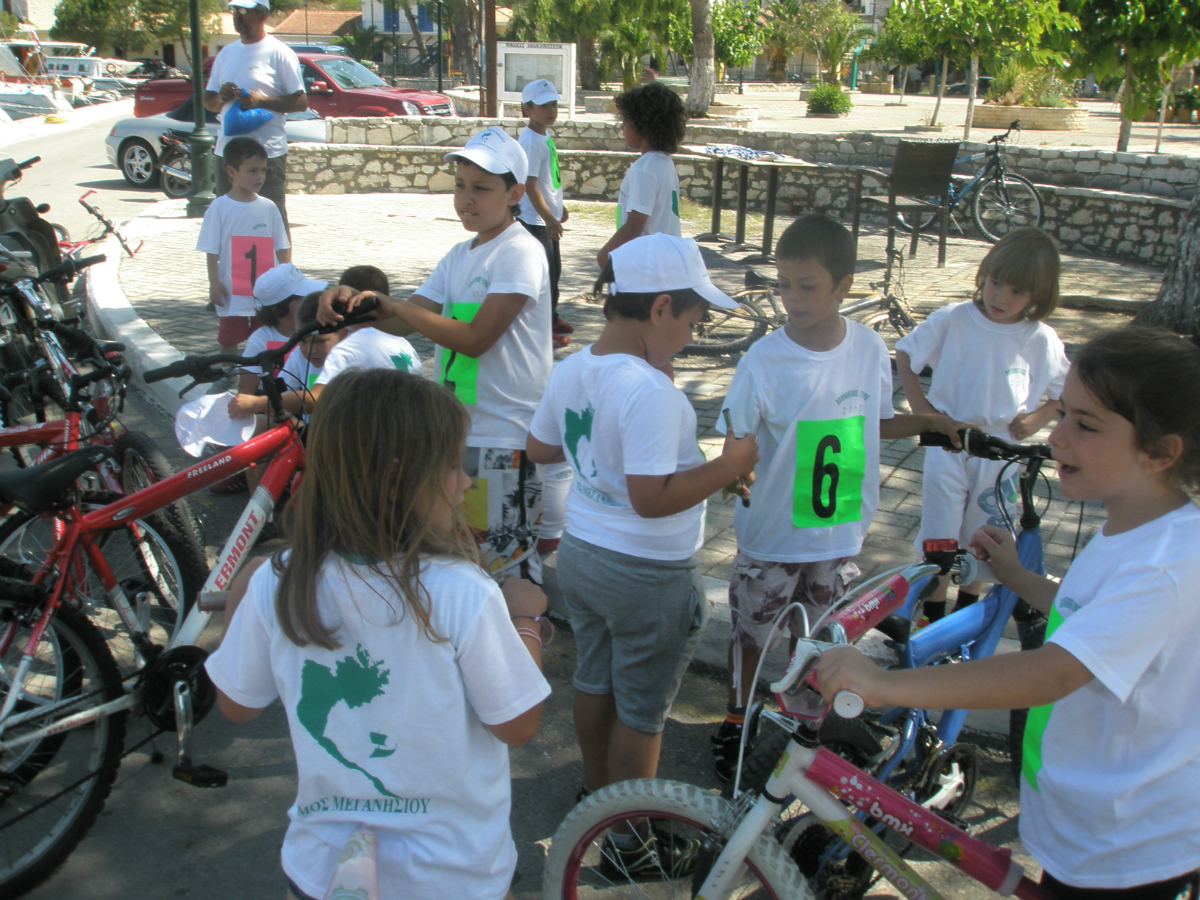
left=134, top=53, right=455, bottom=119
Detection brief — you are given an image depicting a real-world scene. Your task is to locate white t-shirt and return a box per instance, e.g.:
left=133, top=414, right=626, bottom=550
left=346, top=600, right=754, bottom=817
left=315, top=327, right=423, bottom=386
left=417, top=222, right=552, bottom=450
left=894, top=301, right=1068, bottom=434
left=617, top=151, right=681, bottom=237
left=281, top=348, right=323, bottom=398
left=205, top=555, right=550, bottom=900
left=205, top=36, right=304, bottom=158
left=516, top=127, right=564, bottom=226
left=1020, top=503, right=1200, bottom=888
left=240, top=324, right=291, bottom=378
left=529, top=348, right=706, bottom=560
left=717, top=323, right=893, bottom=562
left=195, top=194, right=289, bottom=318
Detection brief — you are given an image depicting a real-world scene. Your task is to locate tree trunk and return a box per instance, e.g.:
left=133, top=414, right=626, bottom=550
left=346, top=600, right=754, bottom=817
left=687, top=0, right=715, bottom=115
left=1117, top=55, right=1134, bottom=152
left=578, top=32, right=599, bottom=90
left=450, top=4, right=476, bottom=83
left=403, top=3, right=427, bottom=62
left=897, top=66, right=907, bottom=105
left=964, top=51, right=978, bottom=141
left=930, top=53, right=947, bottom=126
left=1134, top=192, right=1200, bottom=333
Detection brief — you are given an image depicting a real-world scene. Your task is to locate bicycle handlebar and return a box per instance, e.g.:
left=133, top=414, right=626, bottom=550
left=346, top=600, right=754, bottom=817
left=920, top=428, right=1051, bottom=461
left=987, top=121, right=1021, bottom=145
left=33, top=254, right=106, bottom=286
left=144, top=296, right=380, bottom=384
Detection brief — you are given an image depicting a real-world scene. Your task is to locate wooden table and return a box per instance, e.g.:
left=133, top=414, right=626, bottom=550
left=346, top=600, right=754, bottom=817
left=683, top=145, right=867, bottom=264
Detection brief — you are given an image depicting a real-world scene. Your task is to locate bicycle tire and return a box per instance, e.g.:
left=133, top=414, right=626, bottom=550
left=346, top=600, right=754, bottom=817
left=542, top=778, right=812, bottom=900
left=111, top=430, right=207, bottom=563
left=0, top=604, right=126, bottom=898
left=681, top=294, right=770, bottom=357
left=894, top=205, right=939, bottom=234
left=971, top=173, right=1043, bottom=243
left=0, top=497, right=207, bottom=673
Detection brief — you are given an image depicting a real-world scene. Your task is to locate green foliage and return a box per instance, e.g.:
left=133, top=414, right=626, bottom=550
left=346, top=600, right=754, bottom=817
left=797, top=0, right=873, bottom=84
left=710, top=0, right=763, bottom=69
left=985, top=60, right=1072, bottom=107
left=806, top=82, right=851, bottom=113
left=864, top=4, right=929, bottom=71
left=53, top=0, right=223, bottom=54
left=600, top=19, right=664, bottom=88
left=761, top=0, right=807, bottom=79
left=333, top=24, right=385, bottom=61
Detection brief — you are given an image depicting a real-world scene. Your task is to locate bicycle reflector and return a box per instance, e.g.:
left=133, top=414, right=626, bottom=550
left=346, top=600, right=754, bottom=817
left=922, top=539, right=959, bottom=555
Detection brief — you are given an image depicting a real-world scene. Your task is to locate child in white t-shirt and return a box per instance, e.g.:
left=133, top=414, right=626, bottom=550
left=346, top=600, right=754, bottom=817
left=195, top=136, right=290, bottom=354
left=527, top=235, right=758, bottom=865
left=596, top=82, right=686, bottom=268
left=819, top=327, right=1200, bottom=900
left=895, top=227, right=1069, bottom=622
left=237, top=262, right=328, bottom=396
left=321, top=127, right=552, bottom=583
left=516, top=78, right=572, bottom=349
left=207, top=368, right=551, bottom=900
left=711, top=215, right=962, bottom=781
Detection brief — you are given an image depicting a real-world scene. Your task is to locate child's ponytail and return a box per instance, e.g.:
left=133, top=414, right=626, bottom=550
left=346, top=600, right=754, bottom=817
left=274, top=369, right=477, bottom=649
left=1074, top=326, right=1200, bottom=491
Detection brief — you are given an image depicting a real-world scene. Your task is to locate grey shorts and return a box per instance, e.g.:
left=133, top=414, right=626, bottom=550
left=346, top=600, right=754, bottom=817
left=728, top=552, right=860, bottom=653
left=557, top=533, right=708, bottom=734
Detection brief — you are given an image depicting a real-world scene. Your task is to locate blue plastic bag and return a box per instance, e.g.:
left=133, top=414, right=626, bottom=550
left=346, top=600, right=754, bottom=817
left=223, top=91, right=275, bottom=136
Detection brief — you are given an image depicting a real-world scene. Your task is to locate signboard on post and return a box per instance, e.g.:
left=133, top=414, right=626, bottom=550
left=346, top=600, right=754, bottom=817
left=495, top=42, right=577, bottom=119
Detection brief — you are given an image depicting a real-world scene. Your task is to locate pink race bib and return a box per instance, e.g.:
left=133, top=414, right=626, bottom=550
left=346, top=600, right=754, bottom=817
left=230, top=235, right=275, bottom=296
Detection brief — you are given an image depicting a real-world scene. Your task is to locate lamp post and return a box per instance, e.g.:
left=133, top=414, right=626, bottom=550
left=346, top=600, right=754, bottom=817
left=186, top=0, right=215, bottom=217
left=436, top=0, right=443, bottom=92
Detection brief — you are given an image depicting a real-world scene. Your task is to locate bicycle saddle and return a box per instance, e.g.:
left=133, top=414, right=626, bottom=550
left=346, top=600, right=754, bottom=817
left=0, top=445, right=113, bottom=514
left=744, top=268, right=779, bottom=290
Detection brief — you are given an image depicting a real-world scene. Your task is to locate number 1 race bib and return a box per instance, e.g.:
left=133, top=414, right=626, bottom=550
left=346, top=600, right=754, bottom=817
left=793, top=417, right=866, bottom=528
left=230, top=236, right=275, bottom=296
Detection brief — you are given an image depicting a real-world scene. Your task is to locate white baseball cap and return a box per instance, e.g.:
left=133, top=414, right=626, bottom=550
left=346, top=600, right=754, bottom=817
left=610, top=235, right=738, bottom=309
left=522, top=78, right=561, bottom=106
left=252, top=263, right=327, bottom=310
left=444, top=126, right=528, bottom=183
left=228, top=0, right=269, bottom=10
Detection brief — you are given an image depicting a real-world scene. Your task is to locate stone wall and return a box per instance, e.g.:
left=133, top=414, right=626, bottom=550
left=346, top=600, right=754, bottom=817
left=288, top=143, right=1187, bottom=266
left=327, top=116, right=1200, bottom=201
left=971, top=104, right=1089, bottom=132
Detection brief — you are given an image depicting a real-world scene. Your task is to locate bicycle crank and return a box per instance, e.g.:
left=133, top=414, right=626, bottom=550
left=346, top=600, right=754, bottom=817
left=138, top=645, right=227, bottom=788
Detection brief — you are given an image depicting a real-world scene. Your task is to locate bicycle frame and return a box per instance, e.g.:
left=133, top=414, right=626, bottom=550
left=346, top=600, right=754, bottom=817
left=0, top=420, right=305, bottom=751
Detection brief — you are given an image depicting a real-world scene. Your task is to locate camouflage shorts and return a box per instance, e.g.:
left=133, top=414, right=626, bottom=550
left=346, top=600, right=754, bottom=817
left=463, top=447, right=544, bottom=583
left=727, top=552, right=860, bottom=653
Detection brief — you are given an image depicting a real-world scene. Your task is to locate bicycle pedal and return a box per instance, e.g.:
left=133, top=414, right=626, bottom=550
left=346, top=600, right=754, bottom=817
left=173, top=759, right=228, bottom=788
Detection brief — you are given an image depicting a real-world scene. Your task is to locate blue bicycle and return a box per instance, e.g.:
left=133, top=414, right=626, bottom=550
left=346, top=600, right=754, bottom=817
left=898, top=122, right=1044, bottom=244
left=731, top=428, right=1056, bottom=900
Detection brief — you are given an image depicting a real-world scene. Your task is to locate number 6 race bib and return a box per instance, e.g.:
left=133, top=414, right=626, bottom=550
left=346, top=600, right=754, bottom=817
left=230, top=235, right=275, bottom=296
left=793, top=417, right=866, bottom=528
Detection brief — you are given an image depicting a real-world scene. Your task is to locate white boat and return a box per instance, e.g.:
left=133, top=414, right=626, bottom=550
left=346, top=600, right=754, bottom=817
left=0, top=26, right=138, bottom=81
left=0, top=84, right=74, bottom=119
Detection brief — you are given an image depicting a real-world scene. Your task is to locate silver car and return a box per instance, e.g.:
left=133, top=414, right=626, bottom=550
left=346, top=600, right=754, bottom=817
left=105, top=99, right=326, bottom=188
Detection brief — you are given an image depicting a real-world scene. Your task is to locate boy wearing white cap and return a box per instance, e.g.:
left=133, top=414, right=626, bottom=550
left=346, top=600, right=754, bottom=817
left=517, top=78, right=572, bottom=349
left=320, top=126, right=552, bottom=583
left=710, top=215, right=964, bottom=781
left=526, top=235, right=758, bottom=869
left=236, top=262, right=327, bottom=397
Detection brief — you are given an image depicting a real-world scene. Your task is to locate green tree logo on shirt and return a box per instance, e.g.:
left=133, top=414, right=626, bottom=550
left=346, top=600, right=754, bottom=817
left=296, top=645, right=399, bottom=797
left=565, top=406, right=598, bottom=477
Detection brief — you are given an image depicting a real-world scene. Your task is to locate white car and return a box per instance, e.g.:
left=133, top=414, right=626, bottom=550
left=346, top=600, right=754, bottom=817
left=105, top=99, right=327, bottom=188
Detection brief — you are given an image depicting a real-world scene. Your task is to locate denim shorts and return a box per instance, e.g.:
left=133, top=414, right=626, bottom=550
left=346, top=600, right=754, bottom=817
left=557, top=532, right=708, bottom=733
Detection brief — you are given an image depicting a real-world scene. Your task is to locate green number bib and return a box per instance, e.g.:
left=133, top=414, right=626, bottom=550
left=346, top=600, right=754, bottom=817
left=1021, top=602, right=1065, bottom=791
left=438, top=301, right=482, bottom=405
left=792, top=417, right=866, bottom=528
left=547, top=137, right=561, bottom=190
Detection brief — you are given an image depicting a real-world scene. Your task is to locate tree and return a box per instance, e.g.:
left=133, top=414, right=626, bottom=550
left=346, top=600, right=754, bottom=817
left=863, top=2, right=928, bottom=103
left=1135, top=197, right=1200, bottom=333
left=762, top=0, right=807, bottom=81
left=599, top=19, right=663, bottom=88
left=686, top=0, right=716, bottom=114
left=53, top=0, right=221, bottom=61
left=1060, top=0, right=1200, bottom=152
left=710, top=0, right=763, bottom=76
left=797, top=0, right=872, bottom=85
left=334, top=24, right=386, bottom=62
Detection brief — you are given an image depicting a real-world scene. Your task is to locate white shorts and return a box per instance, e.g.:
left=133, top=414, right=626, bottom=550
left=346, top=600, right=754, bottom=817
left=916, top=447, right=1019, bottom=551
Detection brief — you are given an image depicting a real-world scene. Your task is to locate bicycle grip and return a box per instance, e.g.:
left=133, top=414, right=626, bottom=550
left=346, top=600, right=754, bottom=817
left=143, top=359, right=192, bottom=383
left=834, top=691, right=864, bottom=719
left=918, top=430, right=962, bottom=448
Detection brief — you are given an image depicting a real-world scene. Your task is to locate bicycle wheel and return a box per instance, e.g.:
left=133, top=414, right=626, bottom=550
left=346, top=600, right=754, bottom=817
left=0, top=502, right=206, bottom=674
left=543, top=778, right=811, bottom=899
left=0, top=604, right=126, bottom=897
left=894, top=206, right=939, bottom=233
left=971, top=174, right=1043, bottom=243
left=681, top=294, right=770, bottom=357
left=111, top=430, right=207, bottom=564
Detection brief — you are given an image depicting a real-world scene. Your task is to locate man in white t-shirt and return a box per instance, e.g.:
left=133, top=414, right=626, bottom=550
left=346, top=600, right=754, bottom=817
left=711, top=215, right=963, bottom=781
left=204, top=0, right=306, bottom=227
left=517, top=78, right=572, bottom=349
